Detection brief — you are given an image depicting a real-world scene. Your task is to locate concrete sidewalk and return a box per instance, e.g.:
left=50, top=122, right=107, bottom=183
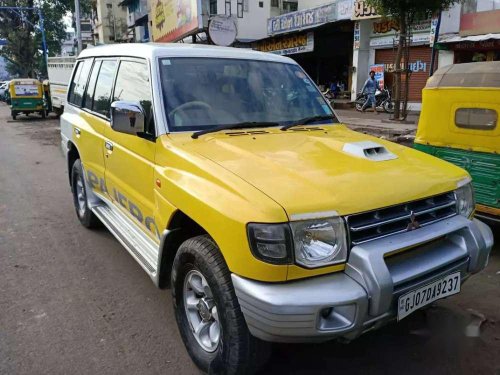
left=335, top=108, right=418, bottom=145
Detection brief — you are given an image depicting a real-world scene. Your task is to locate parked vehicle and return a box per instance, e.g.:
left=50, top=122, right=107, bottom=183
left=47, top=56, right=76, bottom=116
left=61, top=44, right=493, bottom=374
left=355, top=88, right=394, bottom=113
left=415, top=61, right=500, bottom=223
left=6, top=78, right=47, bottom=120
left=0, top=81, right=8, bottom=101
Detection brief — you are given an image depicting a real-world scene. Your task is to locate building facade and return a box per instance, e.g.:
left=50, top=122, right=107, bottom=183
left=256, top=0, right=354, bottom=95
left=91, top=0, right=128, bottom=44
left=437, top=0, right=500, bottom=64
left=120, top=0, right=150, bottom=42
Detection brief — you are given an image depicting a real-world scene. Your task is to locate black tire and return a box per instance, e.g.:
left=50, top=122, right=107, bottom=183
left=172, top=235, right=270, bottom=375
left=41, top=110, right=47, bottom=119
left=11, top=111, right=17, bottom=120
left=383, top=100, right=395, bottom=114
left=71, top=159, right=100, bottom=228
left=355, top=100, right=364, bottom=112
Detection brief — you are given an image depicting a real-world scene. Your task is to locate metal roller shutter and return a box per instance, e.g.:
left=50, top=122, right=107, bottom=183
left=375, top=46, right=437, bottom=101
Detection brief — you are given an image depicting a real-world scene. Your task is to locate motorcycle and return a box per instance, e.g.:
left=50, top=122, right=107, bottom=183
left=354, top=88, right=394, bottom=113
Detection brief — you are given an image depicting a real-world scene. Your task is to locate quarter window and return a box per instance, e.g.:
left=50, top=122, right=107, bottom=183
left=113, top=60, right=154, bottom=134
left=455, top=108, right=497, bottom=130
left=92, top=60, right=117, bottom=117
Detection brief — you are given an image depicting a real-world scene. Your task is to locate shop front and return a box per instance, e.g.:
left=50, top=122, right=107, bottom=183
left=369, top=18, right=437, bottom=103
left=260, top=0, right=355, bottom=93
left=438, top=36, right=500, bottom=63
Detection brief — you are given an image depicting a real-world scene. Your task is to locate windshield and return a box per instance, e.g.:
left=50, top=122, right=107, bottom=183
left=159, top=57, right=338, bottom=132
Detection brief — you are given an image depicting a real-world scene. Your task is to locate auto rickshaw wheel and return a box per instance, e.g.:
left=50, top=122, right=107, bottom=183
left=11, top=111, right=17, bottom=120
left=41, top=110, right=47, bottom=119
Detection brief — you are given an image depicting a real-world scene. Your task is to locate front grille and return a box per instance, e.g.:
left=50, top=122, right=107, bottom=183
left=346, top=192, right=457, bottom=246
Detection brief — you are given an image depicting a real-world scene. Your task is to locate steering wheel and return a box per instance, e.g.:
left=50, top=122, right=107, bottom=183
left=169, top=101, right=213, bottom=119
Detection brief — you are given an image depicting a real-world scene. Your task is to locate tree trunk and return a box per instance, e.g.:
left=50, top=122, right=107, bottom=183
left=392, top=14, right=406, bottom=120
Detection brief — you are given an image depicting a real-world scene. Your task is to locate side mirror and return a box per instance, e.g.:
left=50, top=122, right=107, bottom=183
left=110, top=101, right=145, bottom=135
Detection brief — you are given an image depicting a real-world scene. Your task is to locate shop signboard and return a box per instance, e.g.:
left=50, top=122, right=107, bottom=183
left=152, top=0, right=202, bottom=43
left=429, top=16, right=439, bottom=47
left=209, top=16, right=237, bottom=46
left=370, top=18, right=432, bottom=47
left=353, top=21, right=361, bottom=49
left=352, top=0, right=379, bottom=20
left=267, top=3, right=337, bottom=36
left=337, top=0, right=354, bottom=20
left=254, top=32, right=314, bottom=56
left=369, top=64, right=385, bottom=89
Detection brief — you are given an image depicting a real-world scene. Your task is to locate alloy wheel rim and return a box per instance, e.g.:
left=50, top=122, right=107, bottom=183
left=183, top=269, right=221, bottom=353
left=76, top=176, right=86, bottom=217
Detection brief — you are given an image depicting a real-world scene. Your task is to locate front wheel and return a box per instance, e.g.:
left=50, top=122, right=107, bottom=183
left=172, top=235, right=270, bottom=374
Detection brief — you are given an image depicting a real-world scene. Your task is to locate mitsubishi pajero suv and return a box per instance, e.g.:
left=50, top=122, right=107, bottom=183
left=61, top=44, right=494, bottom=374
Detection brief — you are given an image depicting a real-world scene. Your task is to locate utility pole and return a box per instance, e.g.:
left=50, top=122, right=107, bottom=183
left=429, top=11, right=442, bottom=77
left=74, top=0, right=83, bottom=55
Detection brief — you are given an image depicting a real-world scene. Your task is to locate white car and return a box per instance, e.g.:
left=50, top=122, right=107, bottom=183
left=0, top=81, right=8, bottom=99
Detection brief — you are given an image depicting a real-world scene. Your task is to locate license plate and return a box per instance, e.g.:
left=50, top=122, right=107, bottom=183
left=397, top=272, right=461, bottom=321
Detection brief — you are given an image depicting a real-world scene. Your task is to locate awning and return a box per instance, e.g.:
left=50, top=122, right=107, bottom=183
left=438, top=33, right=500, bottom=44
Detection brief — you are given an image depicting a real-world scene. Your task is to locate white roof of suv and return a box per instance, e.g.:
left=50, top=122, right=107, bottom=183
left=78, top=43, right=295, bottom=65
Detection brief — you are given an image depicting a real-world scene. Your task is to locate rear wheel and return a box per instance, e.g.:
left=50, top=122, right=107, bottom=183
left=172, top=235, right=270, bottom=374
left=11, top=111, right=17, bottom=120
left=71, top=159, right=100, bottom=228
left=41, top=110, right=47, bottom=119
left=355, top=99, right=364, bottom=111
left=383, top=100, right=395, bottom=113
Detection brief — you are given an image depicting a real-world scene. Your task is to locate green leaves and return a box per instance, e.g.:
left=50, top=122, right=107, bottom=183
left=0, top=0, right=90, bottom=77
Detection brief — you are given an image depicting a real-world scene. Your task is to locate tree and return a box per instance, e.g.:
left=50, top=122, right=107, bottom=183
left=367, top=0, right=458, bottom=120
left=0, top=0, right=89, bottom=78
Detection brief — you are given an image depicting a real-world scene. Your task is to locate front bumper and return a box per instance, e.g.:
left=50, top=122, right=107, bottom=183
left=232, top=216, right=493, bottom=343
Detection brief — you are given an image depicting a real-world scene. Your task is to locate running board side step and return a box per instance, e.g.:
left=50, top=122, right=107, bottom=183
left=92, top=205, right=160, bottom=280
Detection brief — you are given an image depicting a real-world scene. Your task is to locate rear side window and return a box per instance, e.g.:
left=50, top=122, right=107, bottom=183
left=113, top=60, right=154, bottom=133
left=455, top=108, right=497, bottom=130
left=92, top=60, right=117, bottom=117
left=68, top=59, right=93, bottom=107
left=84, top=61, right=101, bottom=110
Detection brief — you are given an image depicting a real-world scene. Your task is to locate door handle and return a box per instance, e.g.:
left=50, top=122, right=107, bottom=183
left=105, top=141, right=114, bottom=151
left=74, top=127, right=81, bottom=136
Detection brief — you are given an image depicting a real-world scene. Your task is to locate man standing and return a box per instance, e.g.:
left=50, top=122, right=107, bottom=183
left=361, top=70, right=380, bottom=113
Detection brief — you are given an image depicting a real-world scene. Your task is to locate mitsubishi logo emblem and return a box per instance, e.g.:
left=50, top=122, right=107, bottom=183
left=407, top=211, right=421, bottom=231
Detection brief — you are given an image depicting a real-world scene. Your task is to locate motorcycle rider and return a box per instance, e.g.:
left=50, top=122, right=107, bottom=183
left=361, top=70, right=380, bottom=114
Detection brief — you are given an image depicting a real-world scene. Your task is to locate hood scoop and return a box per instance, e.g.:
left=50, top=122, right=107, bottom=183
left=342, top=141, right=398, bottom=161
left=226, top=130, right=270, bottom=136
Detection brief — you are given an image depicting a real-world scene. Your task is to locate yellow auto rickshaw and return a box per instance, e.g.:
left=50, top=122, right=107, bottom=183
left=6, top=78, right=47, bottom=120
left=415, top=61, right=500, bottom=222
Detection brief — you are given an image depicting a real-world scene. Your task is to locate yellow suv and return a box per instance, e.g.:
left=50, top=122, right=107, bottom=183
left=61, top=44, right=493, bottom=374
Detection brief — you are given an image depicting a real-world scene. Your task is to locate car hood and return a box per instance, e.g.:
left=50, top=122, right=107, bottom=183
left=173, top=125, right=468, bottom=218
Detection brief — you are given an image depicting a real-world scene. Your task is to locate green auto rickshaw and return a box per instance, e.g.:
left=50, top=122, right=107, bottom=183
left=6, top=78, right=47, bottom=120
left=415, top=61, right=500, bottom=223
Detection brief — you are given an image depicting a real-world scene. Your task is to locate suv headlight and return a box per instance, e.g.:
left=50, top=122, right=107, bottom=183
left=248, top=217, right=348, bottom=268
left=290, top=217, right=347, bottom=268
left=454, top=182, right=475, bottom=218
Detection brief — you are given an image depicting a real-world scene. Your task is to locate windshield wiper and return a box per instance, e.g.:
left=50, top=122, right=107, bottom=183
left=191, top=121, right=280, bottom=139
left=280, top=114, right=336, bottom=131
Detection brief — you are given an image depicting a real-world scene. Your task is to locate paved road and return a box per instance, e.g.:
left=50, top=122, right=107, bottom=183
left=0, top=103, right=499, bottom=375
